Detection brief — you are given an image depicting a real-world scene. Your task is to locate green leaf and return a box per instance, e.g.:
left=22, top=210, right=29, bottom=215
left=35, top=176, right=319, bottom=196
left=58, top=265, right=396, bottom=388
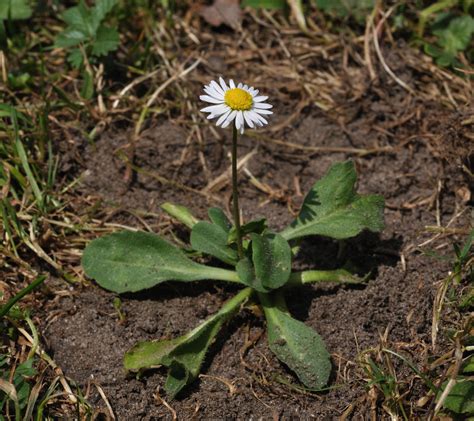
left=439, top=379, right=474, bottom=414
left=236, top=257, right=266, bottom=292
left=91, top=25, right=119, bottom=56
left=190, top=222, right=238, bottom=265
left=228, top=218, right=267, bottom=244
left=61, top=1, right=93, bottom=36
left=260, top=292, right=331, bottom=389
left=124, top=337, right=184, bottom=371
left=91, top=0, right=117, bottom=32
left=161, top=202, right=199, bottom=229
left=287, top=268, right=366, bottom=287
left=80, top=69, right=94, bottom=100
left=54, top=28, right=88, bottom=48
left=82, top=230, right=240, bottom=293
left=462, top=356, right=474, bottom=374
left=313, top=0, right=374, bottom=22
left=235, top=232, right=292, bottom=292
left=125, top=287, right=253, bottom=398
left=208, top=207, right=232, bottom=232
left=242, top=0, right=287, bottom=9
left=281, top=161, right=384, bottom=241
left=55, top=0, right=119, bottom=64
left=434, top=16, right=474, bottom=55
left=67, top=48, right=85, bottom=69
left=0, top=0, right=32, bottom=20
left=251, top=232, right=291, bottom=289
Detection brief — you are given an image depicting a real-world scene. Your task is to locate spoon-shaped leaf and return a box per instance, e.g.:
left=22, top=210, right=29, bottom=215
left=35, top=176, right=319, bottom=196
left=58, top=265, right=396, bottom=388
left=82, top=230, right=240, bottom=293
left=227, top=218, right=267, bottom=244
left=259, top=292, right=331, bottom=390
left=161, top=202, right=199, bottom=229
left=190, top=221, right=239, bottom=265
left=281, top=161, right=384, bottom=241
left=235, top=232, right=292, bottom=292
left=208, top=207, right=232, bottom=232
left=124, top=287, right=253, bottom=398
left=251, top=232, right=291, bottom=290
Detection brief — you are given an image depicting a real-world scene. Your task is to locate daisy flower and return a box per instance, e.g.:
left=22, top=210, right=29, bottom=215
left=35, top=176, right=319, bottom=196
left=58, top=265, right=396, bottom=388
left=200, top=77, right=273, bottom=134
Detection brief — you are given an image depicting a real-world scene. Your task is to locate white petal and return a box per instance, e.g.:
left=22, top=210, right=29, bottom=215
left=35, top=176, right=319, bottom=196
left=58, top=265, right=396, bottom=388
left=246, top=110, right=261, bottom=124
left=243, top=84, right=249, bottom=90
left=237, top=82, right=243, bottom=88
left=249, top=110, right=267, bottom=126
left=243, top=111, right=254, bottom=128
left=229, top=79, right=236, bottom=89
left=254, top=102, right=272, bottom=109
left=216, top=108, right=232, bottom=126
left=250, top=89, right=259, bottom=97
left=256, top=114, right=268, bottom=125
left=219, top=77, right=228, bottom=91
left=221, top=110, right=237, bottom=128
left=210, top=80, right=224, bottom=96
left=253, top=95, right=268, bottom=103
left=200, top=104, right=228, bottom=115
left=254, top=108, right=273, bottom=115
left=204, top=85, right=223, bottom=99
left=200, top=95, right=223, bottom=104
left=240, top=126, right=244, bottom=134
left=236, top=111, right=244, bottom=130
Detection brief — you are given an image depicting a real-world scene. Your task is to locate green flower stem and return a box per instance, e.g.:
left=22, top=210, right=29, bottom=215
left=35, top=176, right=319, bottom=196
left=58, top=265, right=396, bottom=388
left=286, top=269, right=363, bottom=288
left=204, top=266, right=242, bottom=284
left=231, top=125, right=244, bottom=259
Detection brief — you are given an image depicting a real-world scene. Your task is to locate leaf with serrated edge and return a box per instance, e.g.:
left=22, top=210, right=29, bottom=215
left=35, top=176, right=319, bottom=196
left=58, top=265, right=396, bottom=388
left=92, top=0, right=117, bottom=31
left=91, top=25, right=119, bottom=56
left=281, top=160, right=384, bottom=241
left=261, top=292, right=331, bottom=389
left=124, top=288, right=252, bottom=398
left=82, top=231, right=240, bottom=293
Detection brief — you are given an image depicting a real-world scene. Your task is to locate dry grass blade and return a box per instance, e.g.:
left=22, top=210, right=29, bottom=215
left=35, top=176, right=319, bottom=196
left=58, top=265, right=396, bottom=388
left=154, top=388, right=177, bottom=420
left=17, top=327, right=77, bottom=404
left=203, top=149, right=257, bottom=193
left=372, top=8, right=415, bottom=95
left=94, top=382, right=116, bottom=420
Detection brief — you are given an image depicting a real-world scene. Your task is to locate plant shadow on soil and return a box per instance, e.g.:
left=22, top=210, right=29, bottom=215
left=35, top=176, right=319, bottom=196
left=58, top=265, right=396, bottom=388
left=44, top=77, right=471, bottom=419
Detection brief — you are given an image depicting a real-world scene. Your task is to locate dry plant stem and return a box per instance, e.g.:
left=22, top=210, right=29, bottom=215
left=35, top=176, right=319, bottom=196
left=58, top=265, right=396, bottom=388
left=232, top=125, right=244, bottom=259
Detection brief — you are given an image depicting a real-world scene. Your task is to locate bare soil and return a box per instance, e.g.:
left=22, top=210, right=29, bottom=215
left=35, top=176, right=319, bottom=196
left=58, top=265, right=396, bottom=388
left=41, top=47, right=472, bottom=419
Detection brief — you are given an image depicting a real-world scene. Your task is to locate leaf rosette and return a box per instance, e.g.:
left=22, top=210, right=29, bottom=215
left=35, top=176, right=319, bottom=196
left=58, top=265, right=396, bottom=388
left=82, top=159, right=384, bottom=397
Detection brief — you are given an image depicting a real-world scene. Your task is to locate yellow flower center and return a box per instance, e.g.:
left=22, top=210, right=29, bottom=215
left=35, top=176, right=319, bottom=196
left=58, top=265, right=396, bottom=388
left=224, top=88, right=253, bottom=111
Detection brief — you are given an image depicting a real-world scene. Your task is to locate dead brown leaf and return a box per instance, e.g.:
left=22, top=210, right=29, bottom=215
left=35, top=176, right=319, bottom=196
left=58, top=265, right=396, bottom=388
left=199, top=0, right=242, bottom=30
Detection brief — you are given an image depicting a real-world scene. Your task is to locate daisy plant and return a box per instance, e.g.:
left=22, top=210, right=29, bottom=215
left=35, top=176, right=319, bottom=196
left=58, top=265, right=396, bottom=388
left=82, top=78, right=385, bottom=398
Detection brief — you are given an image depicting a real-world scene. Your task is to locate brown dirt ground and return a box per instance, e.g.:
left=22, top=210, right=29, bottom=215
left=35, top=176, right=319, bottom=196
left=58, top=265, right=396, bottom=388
left=40, top=38, right=473, bottom=419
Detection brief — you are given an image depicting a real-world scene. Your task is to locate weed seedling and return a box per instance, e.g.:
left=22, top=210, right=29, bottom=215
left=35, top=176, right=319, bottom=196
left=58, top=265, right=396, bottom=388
left=82, top=78, right=385, bottom=398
